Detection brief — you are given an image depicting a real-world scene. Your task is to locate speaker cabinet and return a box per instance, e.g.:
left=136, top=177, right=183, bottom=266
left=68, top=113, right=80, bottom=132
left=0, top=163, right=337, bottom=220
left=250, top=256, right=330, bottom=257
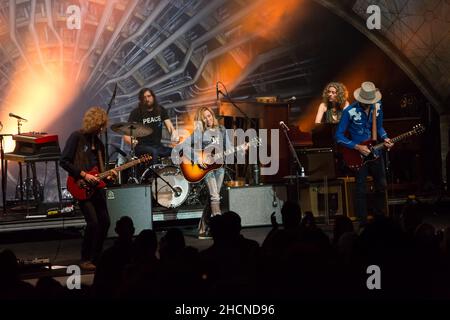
left=339, top=177, right=388, bottom=219
left=296, top=148, right=336, bottom=181
left=299, top=179, right=344, bottom=218
left=223, top=185, right=285, bottom=227
left=106, top=184, right=152, bottom=237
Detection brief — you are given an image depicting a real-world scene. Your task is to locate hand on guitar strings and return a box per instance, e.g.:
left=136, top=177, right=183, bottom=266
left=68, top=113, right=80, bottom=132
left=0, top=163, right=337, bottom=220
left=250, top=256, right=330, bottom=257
left=383, top=138, right=394, bottom=151
left=199, top=155, right=214, bottom=169
left=82, top=172, right=100, bottom=184
left=355, top=144, right=371, bottom=156
left=106, top=169, right=118, bottom=181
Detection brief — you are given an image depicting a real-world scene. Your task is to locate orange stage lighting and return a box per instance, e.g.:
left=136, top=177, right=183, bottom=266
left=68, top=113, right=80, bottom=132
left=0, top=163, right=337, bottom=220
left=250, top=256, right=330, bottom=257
left=0, top=34, right=88, bottom=152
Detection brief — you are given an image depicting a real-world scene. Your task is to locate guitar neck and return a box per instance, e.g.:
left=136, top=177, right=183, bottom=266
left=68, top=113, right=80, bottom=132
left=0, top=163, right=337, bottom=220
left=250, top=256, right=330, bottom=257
left=214, top=143, right=249, bottom=160
left=97, top=159, right=141, bottom=179
left=373, top=130, right=416, bottom=151
left=225, top=143, right=248, bottom=156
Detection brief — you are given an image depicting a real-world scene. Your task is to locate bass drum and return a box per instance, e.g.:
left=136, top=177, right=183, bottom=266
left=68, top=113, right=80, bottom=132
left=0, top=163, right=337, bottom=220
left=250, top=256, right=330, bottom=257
left=141, top=165, right=189, bottom=208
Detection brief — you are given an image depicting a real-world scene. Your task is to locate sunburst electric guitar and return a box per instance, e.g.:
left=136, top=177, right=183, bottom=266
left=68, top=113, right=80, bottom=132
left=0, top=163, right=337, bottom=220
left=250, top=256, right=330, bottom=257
left=180, top=137, right=261, bottom=183
left=67, top=154, right=152, bottom=200
left=341, top=124, right=425, bottom=170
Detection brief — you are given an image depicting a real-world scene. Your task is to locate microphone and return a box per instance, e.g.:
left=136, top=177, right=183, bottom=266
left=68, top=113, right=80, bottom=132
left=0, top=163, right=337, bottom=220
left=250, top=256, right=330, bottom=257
left=9, top=113, right=27, bottom=122
left=216, top=82, right=219, bottom=101
left=279, top=121, right=290, bottom=131
left=286, top=96, right=296, bottom=102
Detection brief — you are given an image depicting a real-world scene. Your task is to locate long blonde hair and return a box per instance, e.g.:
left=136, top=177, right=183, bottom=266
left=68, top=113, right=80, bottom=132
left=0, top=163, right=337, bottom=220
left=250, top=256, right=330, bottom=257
left=194, top=106, right=219, bottom=131
left=81, top=106, right=108, bottom=134
left=322, top=82, right=348, bottom=110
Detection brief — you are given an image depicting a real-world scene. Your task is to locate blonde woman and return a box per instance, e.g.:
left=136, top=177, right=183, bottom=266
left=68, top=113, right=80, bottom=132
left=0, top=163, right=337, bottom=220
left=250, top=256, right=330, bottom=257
left=60, top=107, right=114, bottom=271
left=192, top=106, right=231, bottom=239
left=315, top=82, right=349, bottom=124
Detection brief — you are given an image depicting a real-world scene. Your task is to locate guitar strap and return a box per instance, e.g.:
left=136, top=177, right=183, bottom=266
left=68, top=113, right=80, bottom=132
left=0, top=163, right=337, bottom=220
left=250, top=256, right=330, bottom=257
left=95, top=136, right=105, bottom=173
left=371, top=103, right=378, bottom=141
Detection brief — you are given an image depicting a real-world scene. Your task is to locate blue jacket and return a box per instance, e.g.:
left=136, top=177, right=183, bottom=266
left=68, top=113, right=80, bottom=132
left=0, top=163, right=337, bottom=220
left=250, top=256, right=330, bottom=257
left=335, top=101, right=388, bottom=149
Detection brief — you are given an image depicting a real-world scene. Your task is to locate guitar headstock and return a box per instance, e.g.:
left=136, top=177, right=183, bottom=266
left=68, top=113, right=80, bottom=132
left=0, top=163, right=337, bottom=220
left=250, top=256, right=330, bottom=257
left=139, top=154, right=152, bottom=163
left=412, top=124, right=425, bottom=135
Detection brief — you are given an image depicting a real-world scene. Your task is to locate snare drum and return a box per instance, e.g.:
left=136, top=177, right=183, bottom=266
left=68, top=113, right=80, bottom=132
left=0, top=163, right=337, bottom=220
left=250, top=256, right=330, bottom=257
left=140, top=165, right=189, bottom=208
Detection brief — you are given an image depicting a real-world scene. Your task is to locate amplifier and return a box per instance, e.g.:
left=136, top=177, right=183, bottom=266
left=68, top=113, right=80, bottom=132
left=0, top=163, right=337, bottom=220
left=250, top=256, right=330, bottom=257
left=299, top=179, right=344, bottom=218
left=106, top=184, right=152, bottom=237
left=338, top=177, right=389, bottom=219
left=296, top=147, right=336, bottom=181
left=223, top=184, right=286, bottom=227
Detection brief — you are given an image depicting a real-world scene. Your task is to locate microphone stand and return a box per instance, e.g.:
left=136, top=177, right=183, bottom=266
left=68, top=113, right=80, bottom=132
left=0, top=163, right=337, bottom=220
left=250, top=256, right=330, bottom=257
left=217, top=82, right=259, bottom=184
left=0, top=133, right=12, bottom=214
left=280, top=124, right=307, bottom=205
left=104, top=84, right=117, bottom=169
left=139, top=166, right=181, bottom=199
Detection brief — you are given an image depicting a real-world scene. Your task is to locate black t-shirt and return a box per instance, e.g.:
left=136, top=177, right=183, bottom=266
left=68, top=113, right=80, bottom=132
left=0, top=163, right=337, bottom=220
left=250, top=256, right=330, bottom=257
left=60, top=131, right=103, bottom=178
left=127, top=105, right=169, bottom=146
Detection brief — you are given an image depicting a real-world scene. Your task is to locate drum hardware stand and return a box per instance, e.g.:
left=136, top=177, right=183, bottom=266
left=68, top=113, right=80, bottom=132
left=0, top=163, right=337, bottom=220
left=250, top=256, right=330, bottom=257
left=127, top=126, right=140, bottom=184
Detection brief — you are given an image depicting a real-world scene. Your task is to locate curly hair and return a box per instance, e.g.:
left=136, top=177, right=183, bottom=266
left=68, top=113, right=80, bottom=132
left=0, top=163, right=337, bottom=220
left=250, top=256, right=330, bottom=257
left=194, top=106, right=219, bottom=131
left=322, top=82, right=348, bottom=109
left=81, top=106, right=108, bottom=133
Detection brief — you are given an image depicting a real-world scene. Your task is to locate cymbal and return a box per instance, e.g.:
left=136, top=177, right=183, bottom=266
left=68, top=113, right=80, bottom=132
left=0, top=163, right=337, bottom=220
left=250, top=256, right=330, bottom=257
left=110, top=122, right=152, bottom=137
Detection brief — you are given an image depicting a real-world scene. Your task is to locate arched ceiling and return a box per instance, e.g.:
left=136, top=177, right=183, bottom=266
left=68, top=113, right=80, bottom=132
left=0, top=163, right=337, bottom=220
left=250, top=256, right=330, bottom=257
left=315, top=0, right=450, bottom=114
left=0, top=0, right=448, bottom=126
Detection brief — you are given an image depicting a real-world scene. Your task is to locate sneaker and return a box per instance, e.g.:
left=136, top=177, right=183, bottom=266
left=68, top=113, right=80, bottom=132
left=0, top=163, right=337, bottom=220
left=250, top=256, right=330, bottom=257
left=198, top=231, right=212, bottom=240
left=79, top=261, right=96, bottom=271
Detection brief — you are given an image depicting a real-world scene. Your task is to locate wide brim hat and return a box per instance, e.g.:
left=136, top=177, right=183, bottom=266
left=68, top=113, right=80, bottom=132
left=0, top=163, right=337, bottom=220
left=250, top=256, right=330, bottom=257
left=354, top=81, right=382, bottom=104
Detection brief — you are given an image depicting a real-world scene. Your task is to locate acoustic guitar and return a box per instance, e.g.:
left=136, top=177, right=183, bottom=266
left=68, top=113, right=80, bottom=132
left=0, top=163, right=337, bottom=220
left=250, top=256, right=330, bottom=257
left=180, top=137, right=260, bottom=183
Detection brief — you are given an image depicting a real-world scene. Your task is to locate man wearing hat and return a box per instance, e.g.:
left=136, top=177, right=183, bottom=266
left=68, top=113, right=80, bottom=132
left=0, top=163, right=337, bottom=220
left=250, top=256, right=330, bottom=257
left=335, top=81, right=394, bottom=225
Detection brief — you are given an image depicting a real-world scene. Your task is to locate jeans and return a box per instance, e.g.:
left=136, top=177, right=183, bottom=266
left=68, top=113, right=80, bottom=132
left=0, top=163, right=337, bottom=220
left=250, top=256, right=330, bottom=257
left=135, top=144, right=172, bottom=164
left=78, top=190, right=110, bottom=264
left=204, top=167, right=225, bottom=202
left=198, top=168, right=225, bottom=233
left=355, top=156, right=387, bottom=222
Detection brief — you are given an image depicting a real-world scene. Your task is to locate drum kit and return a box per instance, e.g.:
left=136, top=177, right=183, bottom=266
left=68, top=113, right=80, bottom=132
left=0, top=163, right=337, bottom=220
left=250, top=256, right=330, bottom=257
left=110, top=122, right=195, bottom=209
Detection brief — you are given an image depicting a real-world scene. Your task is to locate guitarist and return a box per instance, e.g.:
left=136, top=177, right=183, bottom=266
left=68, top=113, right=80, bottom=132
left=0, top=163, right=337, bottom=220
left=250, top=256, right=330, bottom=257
left=60, top=107, right=116, bottom=271
left=183, top=107, right=234, bottom=239
left=335, top=82, right=394, bottom=227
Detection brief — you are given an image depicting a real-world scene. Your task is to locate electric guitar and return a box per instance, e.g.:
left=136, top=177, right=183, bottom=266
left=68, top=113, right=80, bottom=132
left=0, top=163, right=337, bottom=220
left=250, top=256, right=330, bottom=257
left=180, top=137, right=261, bottom=183
left=341, top=124, right=425, bottom=170
left=67, top=154, right=152, bottom=200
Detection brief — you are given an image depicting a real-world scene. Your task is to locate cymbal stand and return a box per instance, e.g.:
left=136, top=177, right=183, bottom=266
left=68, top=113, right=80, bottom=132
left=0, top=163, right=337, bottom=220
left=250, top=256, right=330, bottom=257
left=127, top=126, right=139, bottom=184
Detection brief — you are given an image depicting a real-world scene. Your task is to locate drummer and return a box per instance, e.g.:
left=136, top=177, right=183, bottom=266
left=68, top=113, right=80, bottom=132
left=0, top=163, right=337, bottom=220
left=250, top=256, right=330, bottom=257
left=123, top=88, right=179, bottom=163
